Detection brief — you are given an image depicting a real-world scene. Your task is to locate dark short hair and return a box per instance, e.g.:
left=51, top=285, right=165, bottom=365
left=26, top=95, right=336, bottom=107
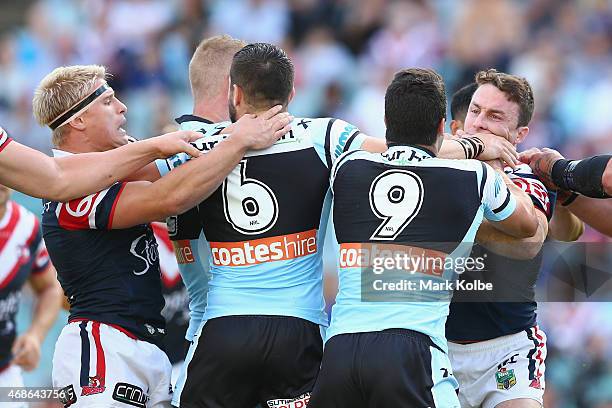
left=230, top=43, right=294, bottom=109
left=475, top=69, right=534, bottom=127
left=384, top=68, right=447, bottom=146
left=450, top=82, right=478, bottom=122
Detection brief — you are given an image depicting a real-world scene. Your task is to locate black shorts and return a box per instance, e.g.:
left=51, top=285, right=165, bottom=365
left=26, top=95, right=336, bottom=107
left=308, top=329, right=460, bottom=408
left=178, top=315, right=322, bottom=408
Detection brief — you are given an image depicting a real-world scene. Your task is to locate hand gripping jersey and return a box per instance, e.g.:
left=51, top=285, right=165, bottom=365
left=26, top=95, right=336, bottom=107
left=0, top=201, right=49, bottom=367
left=42, top=151, right=166, bottom=347
left=156, top=116, right=366, bottom=328
left=327, top=145, right=517, bottom=352
left=446, top=163, right=556, bottom=342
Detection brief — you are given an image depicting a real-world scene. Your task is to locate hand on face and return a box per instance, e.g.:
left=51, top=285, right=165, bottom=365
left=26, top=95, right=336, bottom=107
left=456, top=129, right=519, bottom=169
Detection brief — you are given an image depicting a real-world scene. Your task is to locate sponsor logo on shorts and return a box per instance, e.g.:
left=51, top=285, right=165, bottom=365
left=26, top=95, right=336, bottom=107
left=267, top=392, right=310, bottom=408
left=172, top=240, right=195, bottom=264
left=58, top=384, right=77, bottom=407
left=209, top=229, right=317, bottom=267
left=495, top=367, right=517, bottom=390
left=112, top=382, right=150, bottom=408
left=81, top=375, right=105, bottom=396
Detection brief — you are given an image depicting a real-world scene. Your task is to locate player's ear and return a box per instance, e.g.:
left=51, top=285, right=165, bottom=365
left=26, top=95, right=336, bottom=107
left=516, top=126, right=529, bottom=144
left=232, top=84, right=243, bottom=108
left=68, top=115, right=86, bottom=131
left=450, top=119, right=462, bottom=136
left=437, top=118, right=445, bottom=136
left=288, top=87, right=296, bottom=104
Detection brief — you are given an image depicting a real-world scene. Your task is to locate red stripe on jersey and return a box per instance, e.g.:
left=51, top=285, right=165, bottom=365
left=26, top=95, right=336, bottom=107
left=107, top=183, right=127, bottom=230
left=0, top=137, right=12, bottom=152
left=0, top=202, right=20, bottom=254
left=151, top=222, right=173, bottom=251
left=0, top=212, right=36, bottom=289
left=91, top=322, right=106, bottom=388
left=58, top=191, right=102, bottom=230
left=31, top=246, right=50, bottom=274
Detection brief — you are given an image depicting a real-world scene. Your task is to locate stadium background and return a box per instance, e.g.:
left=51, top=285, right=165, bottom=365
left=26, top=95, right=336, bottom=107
left=1, top=0, right=610, bottom=407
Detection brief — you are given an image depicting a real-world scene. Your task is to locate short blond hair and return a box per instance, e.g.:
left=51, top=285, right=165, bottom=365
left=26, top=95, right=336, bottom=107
left=32, top=65, right=108, bottom=146
left=189, top=35, right=246, bottom=103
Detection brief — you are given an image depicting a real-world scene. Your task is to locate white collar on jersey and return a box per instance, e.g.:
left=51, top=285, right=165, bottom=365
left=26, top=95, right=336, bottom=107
left=51, top=149, right=74, bottom=158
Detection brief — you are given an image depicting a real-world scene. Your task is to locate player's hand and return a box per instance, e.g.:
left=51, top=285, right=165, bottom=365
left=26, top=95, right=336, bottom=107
left=149, top=130, right=203, bottom=159
left=230, top=105, right=293, bottom=150
left=519, top=147, right=565, bottom=189
left=11, top=332, right=41, bottom=371
left=483, top=159, right=505, bottom=172
left=458, top=130, right=519, bottom=169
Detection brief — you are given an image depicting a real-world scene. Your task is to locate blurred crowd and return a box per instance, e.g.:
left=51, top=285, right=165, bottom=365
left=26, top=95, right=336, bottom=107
left=2, top=1, right=611, bottom=407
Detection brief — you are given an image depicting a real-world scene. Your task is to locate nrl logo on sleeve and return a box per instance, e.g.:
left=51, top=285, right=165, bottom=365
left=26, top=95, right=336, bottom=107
left=166, top=216, right=177, bottom=236
left=113, top=382, right=150, bottom=408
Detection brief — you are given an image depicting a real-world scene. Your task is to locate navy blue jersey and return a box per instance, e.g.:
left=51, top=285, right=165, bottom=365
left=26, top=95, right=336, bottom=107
left=446, top=163, right=556, bottom=342
left=0, top=201, right=49, bottom=367
left=42, top=172, right=166, bottom=347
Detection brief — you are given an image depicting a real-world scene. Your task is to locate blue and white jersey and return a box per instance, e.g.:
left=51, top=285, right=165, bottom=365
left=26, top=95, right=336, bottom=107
left=156, top=116, right=223, bottom=341
left=156, top=116, right=366, bottom=328
left=327, top=145, right=517, bottom=352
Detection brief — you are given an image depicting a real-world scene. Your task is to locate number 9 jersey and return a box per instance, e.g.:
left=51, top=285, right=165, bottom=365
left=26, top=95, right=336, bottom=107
left=156, top=117, right=366, bottom=328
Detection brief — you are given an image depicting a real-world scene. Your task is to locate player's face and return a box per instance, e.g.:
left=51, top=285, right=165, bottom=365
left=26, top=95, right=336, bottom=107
left=0, top=185, right=10, bottom=207
left=464, top=84, right=527, bottom=146
left=81, top=81, right=129, bottom=151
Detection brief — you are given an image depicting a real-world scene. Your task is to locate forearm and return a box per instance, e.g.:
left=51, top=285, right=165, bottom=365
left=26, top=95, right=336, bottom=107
left=438, top=138, right=468, bottom=159
left=551, top=155, right=612, bottom=198
left=27, top=284, right=62, bottom=342
left=566, top=196, right=612, bottom=237
left=53, top=139, right=164, bottom=201
left=152, top=135, right=247, bottom=216
left=476, top=218, right=546, bottom=260
left=548, top=204, right=584, bottom=242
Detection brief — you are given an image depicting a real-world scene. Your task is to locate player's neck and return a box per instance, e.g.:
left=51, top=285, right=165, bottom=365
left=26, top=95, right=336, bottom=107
left=193, top=98, right=229, bottom=123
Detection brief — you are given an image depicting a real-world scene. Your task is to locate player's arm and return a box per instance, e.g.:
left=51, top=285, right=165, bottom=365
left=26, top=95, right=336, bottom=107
left=479, top=163, right=539, bottom=240
left=561, top=196, right=612, bottom=237
left=12, top=263, right=63, bottom=371
left=111, top=108, right=292, bottom=229
left=0, top=129, right=201, bottom=201
left=438, top=132, right=519, bottom=168
left=521, top=148, right=612, bottom=198
left=476, top=211, right=548, bottom=260
left=547, top=193, right=584, bottom=242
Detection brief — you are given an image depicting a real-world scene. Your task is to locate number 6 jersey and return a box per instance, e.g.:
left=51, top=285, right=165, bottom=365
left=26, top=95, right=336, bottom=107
left=156, top=116, right=367, bottom=328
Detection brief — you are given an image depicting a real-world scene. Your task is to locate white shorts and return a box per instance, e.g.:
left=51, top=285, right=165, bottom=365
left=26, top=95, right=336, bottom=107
left=448, top=326, right=547, bottom=408
left=52, top=320, right=172, bottom=408
left=0, top=365, right=27, bottom=407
